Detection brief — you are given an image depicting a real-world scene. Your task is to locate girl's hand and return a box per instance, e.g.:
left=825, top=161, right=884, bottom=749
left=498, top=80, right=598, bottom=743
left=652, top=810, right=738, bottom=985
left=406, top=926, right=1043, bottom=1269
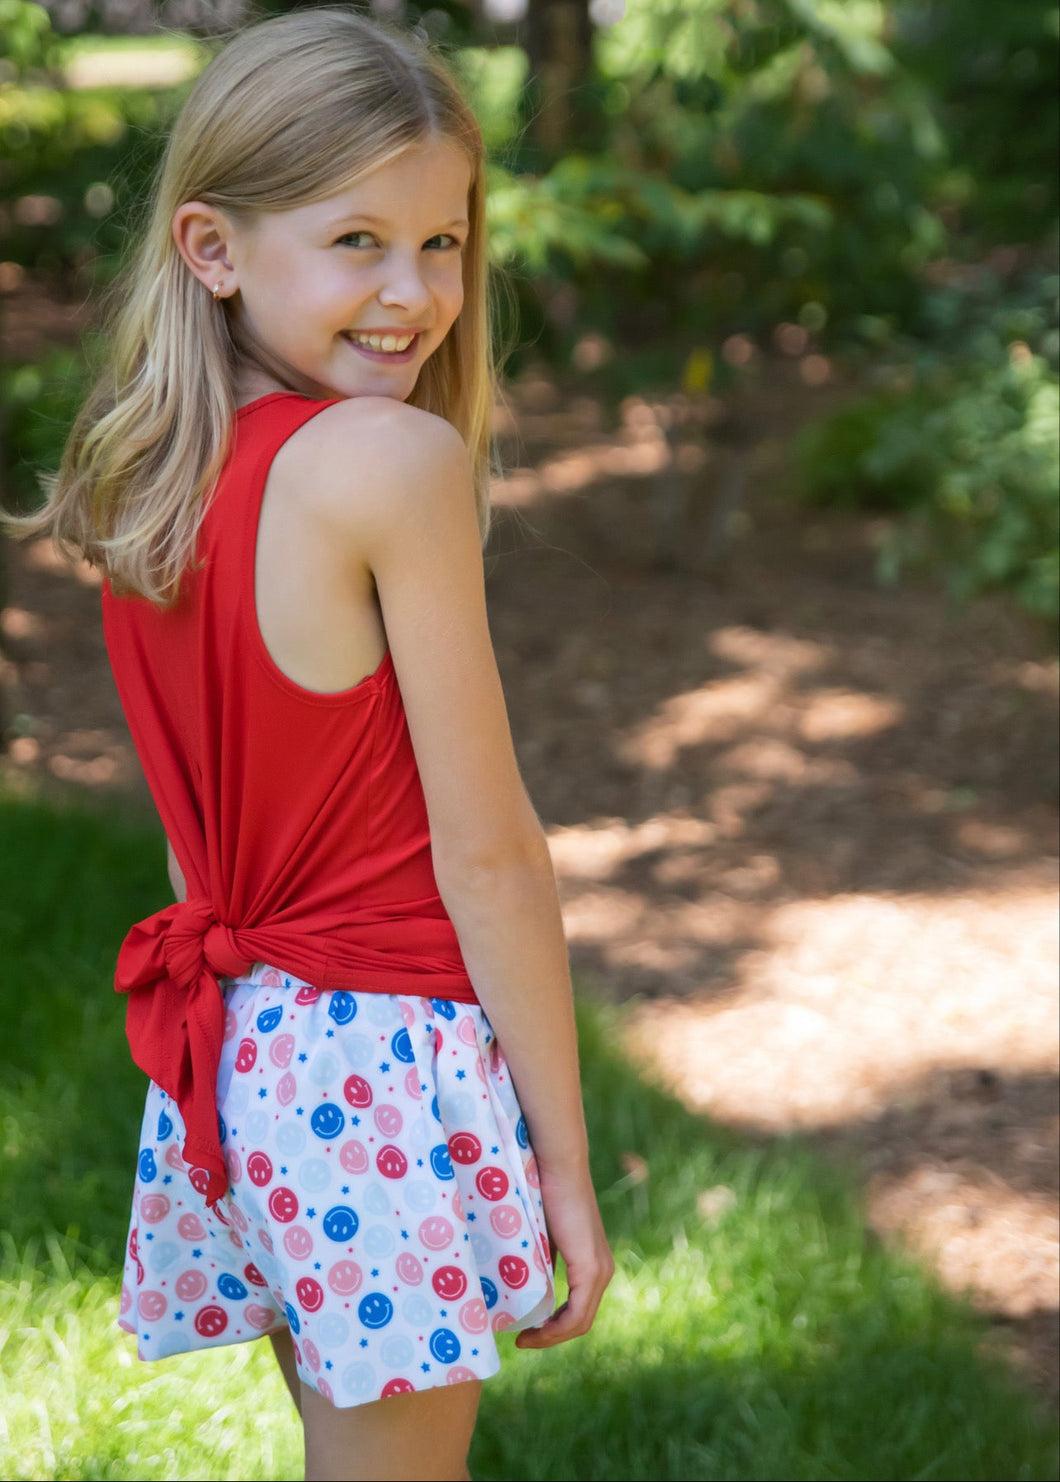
left=515, top=1163, right=614, bottom=1349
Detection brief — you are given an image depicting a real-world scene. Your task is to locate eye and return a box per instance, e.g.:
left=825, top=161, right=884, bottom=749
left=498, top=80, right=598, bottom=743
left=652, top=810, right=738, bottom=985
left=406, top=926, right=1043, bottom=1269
left=424, top=233, right=463, bottom=251
left=335, top=231, right=378, bottom=249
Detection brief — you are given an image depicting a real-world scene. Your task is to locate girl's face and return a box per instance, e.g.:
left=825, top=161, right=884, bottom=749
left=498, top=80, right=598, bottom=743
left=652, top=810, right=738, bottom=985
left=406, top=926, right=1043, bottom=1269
left=225, top=136, right=471, bottom=404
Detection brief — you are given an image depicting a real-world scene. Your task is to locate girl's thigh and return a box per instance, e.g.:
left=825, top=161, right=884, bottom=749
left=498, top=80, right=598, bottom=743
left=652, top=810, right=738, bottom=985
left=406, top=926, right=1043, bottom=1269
left=301, top=1376, right=481, bottom=1482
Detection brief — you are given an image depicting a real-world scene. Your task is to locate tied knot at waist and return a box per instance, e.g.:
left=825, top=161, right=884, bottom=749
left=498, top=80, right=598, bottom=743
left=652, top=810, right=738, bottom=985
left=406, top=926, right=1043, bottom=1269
left=161, top=898, right=248, bottom=991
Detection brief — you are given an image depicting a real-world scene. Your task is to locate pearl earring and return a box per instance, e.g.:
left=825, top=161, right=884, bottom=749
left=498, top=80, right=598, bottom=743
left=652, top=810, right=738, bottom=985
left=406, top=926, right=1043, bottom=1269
left=211, top=281, right=223, bottom=301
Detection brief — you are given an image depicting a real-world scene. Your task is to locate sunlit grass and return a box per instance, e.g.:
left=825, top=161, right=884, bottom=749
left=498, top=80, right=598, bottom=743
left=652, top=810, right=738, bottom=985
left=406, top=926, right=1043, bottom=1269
left=1, top=788, right=1056, bottom=1481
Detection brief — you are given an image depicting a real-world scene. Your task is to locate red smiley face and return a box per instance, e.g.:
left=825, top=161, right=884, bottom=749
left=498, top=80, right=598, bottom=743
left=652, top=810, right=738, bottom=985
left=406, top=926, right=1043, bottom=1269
left=475, top=1166, right=509, bottom=1202
left=234, top=1037, right=257, bottom=1073
left=431, top=1265, right=468, bottom=1301
left=296, top=1276, right=325, bottom=1313
left=244, top=1262, right=268, bottom=1288
left=447, top=1132, right=482, bottom=1166
left=343, top=1074, right=373, bottom=1109
left=246, top=1150, right=273, bottom=1187
left=382, top=1378, right=416, bottom=1398
left=188, top=1167, right=211, bottom=1196
left=267, top=1186, right=299, bottom=1223
left=376, top=1144, right=408, bottom=1180
left=498, top=1254, right=530, bottom=1290
left=295, top=985, right=321, bottom=1005
left=194, top=1305, right=229, bottom=1338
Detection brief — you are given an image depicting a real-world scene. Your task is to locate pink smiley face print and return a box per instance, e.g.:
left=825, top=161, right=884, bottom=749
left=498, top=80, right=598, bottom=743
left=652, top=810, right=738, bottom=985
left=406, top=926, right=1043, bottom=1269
left=339, top=1139, right=369, bottom=1175
left=395, top=1252, right=423, bottom=1286
left=269, top=1032, right=295, bottom=1069
left=458, top=1298, right=488, bottom=1334
left=489, top=1204, right=522, bottom=1239
left=327, top=1259, right=363, bottom=1296
left=176, top=1269, right=208, bottom=1303
left=177, top=1213, right=206, bottom=1242
left=418, top=1215, right=454, bottom=1251
left=244, top=1302, right=276, bottom=1331
left=139, top=1194, right=171, bottom=1225
left=137, top=1289, right=167, bottom=1322
left=374, top=1103, right=403, bottom=1137
left=283, top=1225, right=314, bottom=1261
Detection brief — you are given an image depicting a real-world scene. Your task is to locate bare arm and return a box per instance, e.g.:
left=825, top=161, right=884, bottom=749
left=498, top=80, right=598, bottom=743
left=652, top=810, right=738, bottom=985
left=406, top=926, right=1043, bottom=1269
left=304, top=399, right=613, bottom=1343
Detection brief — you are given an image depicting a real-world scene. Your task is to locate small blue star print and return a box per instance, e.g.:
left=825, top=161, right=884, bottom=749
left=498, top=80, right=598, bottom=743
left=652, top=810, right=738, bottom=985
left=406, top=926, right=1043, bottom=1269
left=521, top=1240, right=529, bottom=1249
left=400, top=1230, right=409, bottom=1240
left=163, top=1174, right=173, bottom=1185
left=296, top=1107, right=304, bottom=1116
left=491, top=1147, right=499, bottom=1156
left=280, top=1167, right=288, bottom=1176
left=456, top=1069, right=466, bottom=1080
left=371, top=1269, right=379, bottom=1278
left=192, top=1249, right=202, bottom=1258
left=174, top=1311, right=184, bottom=1321
left=421, top=1362, right=431, bottom=1373
left=306, top=1208, right=316, bottom=1219
left=360, top=1339, right=369, bottom=1349
left=341, top=1186, right=350, bottom=1195
left=379, top=1062, right=390, bottom=1073
left=326, top=1029, right=334, bottom=1038
left=351, top=1116, right=361, bottom=1126
left=298, top=1053, right=308, bottom=1063
left=258, top=1088, right=267, bottom=1099
left=314, top=1262, right=322, bottom=1271
left=416, top=1158, right=424, bottom=1168
left=467, top=1213, right=476, bottom=1223
left=145, top=1232, right=155, bottom=1241
left=471, top=1348, right=479, bottom=1357
left=325, top=1361, right=333, bottom=1371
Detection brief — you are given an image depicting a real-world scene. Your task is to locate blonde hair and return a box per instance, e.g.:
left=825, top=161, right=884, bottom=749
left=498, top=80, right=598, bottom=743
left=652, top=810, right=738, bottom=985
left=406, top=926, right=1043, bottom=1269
left=8, top=7, right=493, bottom=606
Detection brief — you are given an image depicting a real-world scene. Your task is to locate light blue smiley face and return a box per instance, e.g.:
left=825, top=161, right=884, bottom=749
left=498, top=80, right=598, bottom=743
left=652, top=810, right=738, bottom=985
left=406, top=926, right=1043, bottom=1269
left=381, top=1334, right=415, bottom=1370
left=151, top=1241, right=181, bottom=1271
left=340, top=1034, right=374, bottom=1070
left=357, top=1292, right=394, bottom=1330
left=362, top=1182, right=391, bottom=1217
left=243, top=1110, right=270, bottom=1143
left=224, top=1081, right=250, bottom=1116
left=156, top=1332, right=193, bottom=1360
left=316, top=1313, right=350, bottom=1349
left=403, top=1180, right=437, bottom=1214
left=276, top=1122, right=307, bottom=1158
left=363, top=1225, right=395, bottom=1259
left=298, top=1158, right=331, bottom=1194
left=402, top=1293, right=434, bottom=1328
left=308, top=1051, right=341, bottom=1088
left=341, top=1361, right=376, bottom=1399
left=365, top=996, right=397, bottom=1028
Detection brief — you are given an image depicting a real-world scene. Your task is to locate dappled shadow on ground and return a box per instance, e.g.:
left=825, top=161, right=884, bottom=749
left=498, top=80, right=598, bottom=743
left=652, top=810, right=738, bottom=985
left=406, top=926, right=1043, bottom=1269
left=2, top=361, right=1057, bottom=1403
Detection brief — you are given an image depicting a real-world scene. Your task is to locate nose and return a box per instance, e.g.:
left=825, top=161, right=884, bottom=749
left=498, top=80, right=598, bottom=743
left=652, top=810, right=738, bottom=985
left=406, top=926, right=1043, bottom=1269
left=377, top=250, right=433, bottom=319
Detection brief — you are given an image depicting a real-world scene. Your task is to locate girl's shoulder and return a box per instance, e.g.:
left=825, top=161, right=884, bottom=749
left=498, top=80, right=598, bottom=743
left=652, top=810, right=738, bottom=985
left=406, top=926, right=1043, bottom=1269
left=275, top=395, right=473, bottom=545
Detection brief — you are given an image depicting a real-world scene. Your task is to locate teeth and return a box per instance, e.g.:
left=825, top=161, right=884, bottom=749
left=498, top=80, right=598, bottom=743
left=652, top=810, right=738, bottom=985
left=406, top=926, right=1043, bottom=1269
left=349, top=331, right=415, bottom=352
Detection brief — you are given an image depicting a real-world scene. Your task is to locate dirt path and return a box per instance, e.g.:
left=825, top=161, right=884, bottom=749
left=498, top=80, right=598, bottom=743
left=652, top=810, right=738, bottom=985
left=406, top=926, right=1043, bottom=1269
left=2, top=346, right=1057, bottom=1405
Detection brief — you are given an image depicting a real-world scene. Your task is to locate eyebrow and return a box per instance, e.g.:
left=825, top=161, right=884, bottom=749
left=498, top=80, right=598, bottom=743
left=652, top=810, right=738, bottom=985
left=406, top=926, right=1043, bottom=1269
left=326, top=213, right=469, bottom=231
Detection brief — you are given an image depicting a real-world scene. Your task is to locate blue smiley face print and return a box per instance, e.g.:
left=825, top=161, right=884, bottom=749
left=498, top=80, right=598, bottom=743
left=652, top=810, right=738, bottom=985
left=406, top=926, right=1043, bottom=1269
left=322, top=1205, right=360, bottom=1242
left=358, top=1293, right=394, bottom=1330
left=310, top=1102, right=345, bottom=1140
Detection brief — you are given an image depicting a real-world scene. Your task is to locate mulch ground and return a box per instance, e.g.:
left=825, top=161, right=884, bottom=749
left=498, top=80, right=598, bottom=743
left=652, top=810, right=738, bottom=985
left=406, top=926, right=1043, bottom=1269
left=2, top=290, right=1057, bottom=1409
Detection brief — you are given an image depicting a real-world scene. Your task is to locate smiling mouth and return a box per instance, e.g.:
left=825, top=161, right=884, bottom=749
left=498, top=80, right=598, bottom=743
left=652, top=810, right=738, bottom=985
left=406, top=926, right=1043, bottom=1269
left=343, top=330, right=420, bottom=356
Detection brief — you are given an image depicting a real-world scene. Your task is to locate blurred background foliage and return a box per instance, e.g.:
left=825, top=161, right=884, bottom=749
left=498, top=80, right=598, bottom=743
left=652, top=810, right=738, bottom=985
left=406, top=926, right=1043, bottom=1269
left=0, top=0, right=1057, bottom=619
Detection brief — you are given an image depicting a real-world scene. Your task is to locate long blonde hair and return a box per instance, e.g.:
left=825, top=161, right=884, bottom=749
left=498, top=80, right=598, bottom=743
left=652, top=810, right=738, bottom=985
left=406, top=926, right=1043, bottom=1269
left=8, top=8, right=493, bottom=606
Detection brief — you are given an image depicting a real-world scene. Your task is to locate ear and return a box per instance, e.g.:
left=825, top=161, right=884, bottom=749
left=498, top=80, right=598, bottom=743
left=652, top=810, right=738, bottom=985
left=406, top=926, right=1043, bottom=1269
left=172, top=202, right=238, bottom=300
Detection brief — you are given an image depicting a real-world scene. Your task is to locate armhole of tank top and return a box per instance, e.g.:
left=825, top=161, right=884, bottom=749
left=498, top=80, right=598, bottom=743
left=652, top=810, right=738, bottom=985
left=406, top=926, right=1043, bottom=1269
left=238, top=396, right=395, bottom=709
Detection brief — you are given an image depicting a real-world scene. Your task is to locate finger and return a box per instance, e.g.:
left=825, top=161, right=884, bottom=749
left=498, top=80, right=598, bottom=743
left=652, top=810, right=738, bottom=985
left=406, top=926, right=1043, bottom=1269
left=515, top=1267, right=607, bottom=1349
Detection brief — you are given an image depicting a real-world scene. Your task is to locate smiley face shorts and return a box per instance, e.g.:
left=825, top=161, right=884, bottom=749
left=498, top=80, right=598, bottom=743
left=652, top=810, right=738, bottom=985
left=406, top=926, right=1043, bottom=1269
left=118, top=963, right=555, bottom=1407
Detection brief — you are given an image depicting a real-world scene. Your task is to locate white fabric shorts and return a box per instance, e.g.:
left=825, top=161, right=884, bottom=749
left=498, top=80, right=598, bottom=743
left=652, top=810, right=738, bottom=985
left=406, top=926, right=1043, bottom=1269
left=118, top=963, right=555, bottom=1407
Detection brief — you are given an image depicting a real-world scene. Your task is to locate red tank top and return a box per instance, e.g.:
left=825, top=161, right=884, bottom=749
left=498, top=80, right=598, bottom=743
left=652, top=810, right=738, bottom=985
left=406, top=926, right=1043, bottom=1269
left=102, top=392, right=475, bottom=1207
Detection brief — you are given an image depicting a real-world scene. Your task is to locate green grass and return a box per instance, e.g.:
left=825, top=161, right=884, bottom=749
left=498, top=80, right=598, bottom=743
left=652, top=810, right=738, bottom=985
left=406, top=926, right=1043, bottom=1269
left=1, top=787, right=1056, bottom=1481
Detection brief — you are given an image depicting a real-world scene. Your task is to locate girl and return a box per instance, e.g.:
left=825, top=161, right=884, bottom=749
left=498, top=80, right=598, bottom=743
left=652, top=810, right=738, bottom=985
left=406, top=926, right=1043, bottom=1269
left=10, top=9, right=612, bottom=1480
